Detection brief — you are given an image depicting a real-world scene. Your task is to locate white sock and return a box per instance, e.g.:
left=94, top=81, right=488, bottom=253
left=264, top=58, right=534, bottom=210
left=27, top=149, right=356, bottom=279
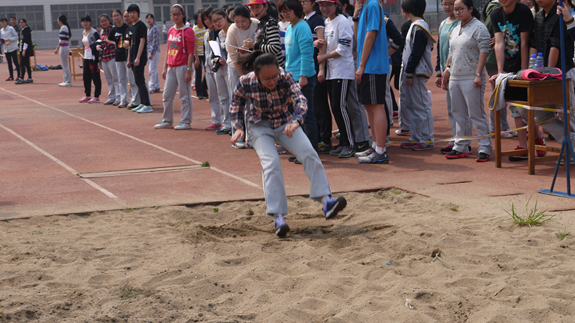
left=321, top=196, right=329, bottom=207
left=372, top=142, right=377, bottom=149
left=375, top=146, right=385, bottom=154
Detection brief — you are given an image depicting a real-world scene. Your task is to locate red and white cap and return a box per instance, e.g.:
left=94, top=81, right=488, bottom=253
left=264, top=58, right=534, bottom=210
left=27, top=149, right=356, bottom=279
left=246, top=0, right=268, bottom=5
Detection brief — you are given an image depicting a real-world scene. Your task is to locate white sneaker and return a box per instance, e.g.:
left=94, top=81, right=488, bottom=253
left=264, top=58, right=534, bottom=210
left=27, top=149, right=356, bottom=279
left=154, top=121, right=174, bottom=129
left=103, top=99, right=115, bottom=105
left=174, top=122, right=191, bottom=130
left=59, top=82, right=72, bottom=87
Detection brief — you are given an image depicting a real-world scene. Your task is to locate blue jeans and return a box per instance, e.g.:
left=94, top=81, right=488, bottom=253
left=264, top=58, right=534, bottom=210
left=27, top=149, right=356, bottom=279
left=301, top=74, right=319, bottom=152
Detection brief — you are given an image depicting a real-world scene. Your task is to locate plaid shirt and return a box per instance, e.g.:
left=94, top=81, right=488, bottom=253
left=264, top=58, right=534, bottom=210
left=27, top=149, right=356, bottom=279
left=100, top=26, right=115, bottom=62
left=147, top=24, right=161, bottom=54
left=230, top=68, right=307, bottom=131
left=531, top=3, right=575, bottom=70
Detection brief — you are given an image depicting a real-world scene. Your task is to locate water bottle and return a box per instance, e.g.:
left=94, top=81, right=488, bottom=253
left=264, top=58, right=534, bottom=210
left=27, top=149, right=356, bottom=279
left=536, top=52, right=544, bottom=69
left=529, top=54, right=537, bottom=69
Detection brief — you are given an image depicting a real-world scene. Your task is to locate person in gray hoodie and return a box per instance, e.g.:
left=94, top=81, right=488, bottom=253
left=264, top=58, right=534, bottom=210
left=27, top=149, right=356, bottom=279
left=442, top=0, right=492, bottom=162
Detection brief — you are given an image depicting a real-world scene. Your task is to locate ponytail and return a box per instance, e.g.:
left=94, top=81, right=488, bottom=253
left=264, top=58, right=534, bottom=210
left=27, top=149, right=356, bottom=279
left=58, top=14, right=71, bottom=38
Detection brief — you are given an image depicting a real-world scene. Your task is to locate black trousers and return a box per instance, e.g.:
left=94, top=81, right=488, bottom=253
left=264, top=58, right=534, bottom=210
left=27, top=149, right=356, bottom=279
left=327, top=79, right=355, bottom=148
left=314, top=76, right=332, bottom=145
left=6, top=50, right=19, bottom=79
left=195, top=55, right=208, bottom=97
left=83, top=59, right=101, bottom=97
left=20, top=53, right=31, bottom=80
left=132, top=63, right=150, bottom=106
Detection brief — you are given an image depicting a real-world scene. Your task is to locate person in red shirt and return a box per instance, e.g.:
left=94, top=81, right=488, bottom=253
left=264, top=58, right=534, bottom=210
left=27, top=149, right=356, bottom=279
left=154, top=4, right=196, bottom=130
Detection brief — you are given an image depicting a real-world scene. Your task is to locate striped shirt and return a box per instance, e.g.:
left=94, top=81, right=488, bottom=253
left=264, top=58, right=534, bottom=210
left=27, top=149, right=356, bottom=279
left=193, top=25, right=207, bottom=56
left=58, top=25, right=70, bottom=47
left=253, top=15, right=284, bottom=68
left=230, top=68, right=307, bottom=131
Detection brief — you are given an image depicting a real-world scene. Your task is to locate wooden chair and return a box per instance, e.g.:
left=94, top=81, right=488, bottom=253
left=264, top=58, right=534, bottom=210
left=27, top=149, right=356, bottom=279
left=68, top=48, right=84, bottom=81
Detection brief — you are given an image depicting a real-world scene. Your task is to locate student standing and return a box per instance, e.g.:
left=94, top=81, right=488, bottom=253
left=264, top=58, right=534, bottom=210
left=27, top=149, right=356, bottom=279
left=225, top=5, right=259, bottom=148
left=353, top=0, right=391, bottom=163
left=155, top=4, right=195, bottom=130
left=15, top=19, right=33, bottom=85
left=54, top=15, right=72, bottom=87
left=435, top=0, right=464, bottom=153
left=489, top=0, right=546, bottom=160
left=315, top=0, right=358, bottom=158
left=122, top=11, right=139, bottom=109
left=162, top=20, right=168, bottom=43
left=1, top=18, right=19, bottom=81
left=146, top=14, right=161, bottom=94
left=107, top=10, right=130, bottom=108
left=243, top=0, right=284, bottom=68
left=442, top=0, right=492, bottom=162
left=193, top=12, right=208, bottom=100
left=77, top=15, right=101, bottom=102
left=280, top=0, right=320, bottom=157
left=210, top=9, right=233, bottom=135
left=398, top=0, right=436, bottom=151
left=202, top=7, right=231, bottom=132
left=483, top=0, right=514, bottom=138
left=98, top=14, right=120, bottom=105
left=230, top=53, right=347, bottom=237
left=127, top=4, right=153, bottom=113
left=10, top=17, right=20, bottom=36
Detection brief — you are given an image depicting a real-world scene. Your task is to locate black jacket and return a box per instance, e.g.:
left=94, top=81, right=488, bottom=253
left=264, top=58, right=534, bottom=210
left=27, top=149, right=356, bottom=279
left=18, top=26, right=33, bottom=56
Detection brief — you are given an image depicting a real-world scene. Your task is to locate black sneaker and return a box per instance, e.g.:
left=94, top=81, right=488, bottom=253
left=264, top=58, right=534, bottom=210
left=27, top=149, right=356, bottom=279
left=476, top=152, right=490, bottom=162
left=339, top=146, right=356, bottom=158
left=330, top=146, right=343, bottom=156
left=440, top=144, right=453, bottom=154
left=25, top=78, right=33, bottom=83
left=446, top=150, right=470, bottom=159
left=319, top=142, right=332, bottom=154
left=355, top=141, right=370, bottom=152
left=288, top=156, right=297, bottom=162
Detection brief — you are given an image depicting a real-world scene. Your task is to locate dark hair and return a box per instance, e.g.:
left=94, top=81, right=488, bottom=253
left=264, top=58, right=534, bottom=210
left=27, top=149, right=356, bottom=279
left=127, top=4, right=140, bottom=16
left=458, top=0, right=479, bottom=19
left=210, top=9, right=233, bottom=23
left=201, top=7, right=214, bottom=24
left=10, top=16, right=16, bottom=21
left=267, top=2, right=279, bottom=20
left=193, top=12, right=199, bottom=21
left=0, top=18, right=7, bottom=23
left=279, top=0, right=304, bottom=19
left=172, top=5, right=186, bottom=23
left=58, top=14, right=72, bottom=38
left=254, top=52, right=279, bottom=75
left=401, top=0, right=426, bottom=17
left=226, top=6, right=235, bottom=16
left=532, top=0, right=540, bottom=13
left=80, top=15, right=92, bottom=23
left=233, top=5, right=251, bottom=19
left=112, top=9, right=123, bottom=17
left=240, top=50, right=278, bottom=73
left=19, top=18, right=27, bottom=24
left=146, top=13, right=154, bottom=19
left=339, top=0, right=354, bottom=16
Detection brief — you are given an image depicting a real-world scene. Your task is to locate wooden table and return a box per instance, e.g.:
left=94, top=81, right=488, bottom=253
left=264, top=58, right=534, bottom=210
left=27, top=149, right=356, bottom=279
left=495, top=78, right=571, bottom=174
left=68, top=48, right=84, bottom=81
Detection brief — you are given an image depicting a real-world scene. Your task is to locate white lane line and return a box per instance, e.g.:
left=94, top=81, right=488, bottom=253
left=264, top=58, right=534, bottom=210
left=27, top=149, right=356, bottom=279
left=0, top=123, right=119, bottom=200
left=0, top=87, right=261, bottom=189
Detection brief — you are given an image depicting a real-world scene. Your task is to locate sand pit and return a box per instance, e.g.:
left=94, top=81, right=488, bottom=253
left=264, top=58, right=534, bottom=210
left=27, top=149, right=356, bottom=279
left=1, top=190, right=574, bottom=322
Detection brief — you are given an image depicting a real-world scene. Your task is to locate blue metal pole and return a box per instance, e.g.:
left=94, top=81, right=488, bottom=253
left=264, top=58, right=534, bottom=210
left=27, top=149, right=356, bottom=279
left=557, top=0, right=571, bottom=195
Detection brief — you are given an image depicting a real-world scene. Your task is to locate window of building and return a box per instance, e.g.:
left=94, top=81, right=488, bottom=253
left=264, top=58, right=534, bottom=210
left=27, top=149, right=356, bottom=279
left=50, top=3, right=122, bottom=30
left=0, top=6, right=45, bottom=31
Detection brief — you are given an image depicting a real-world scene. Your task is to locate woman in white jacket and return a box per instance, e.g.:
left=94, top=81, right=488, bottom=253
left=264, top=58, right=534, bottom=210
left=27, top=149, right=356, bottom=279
left=0, top=18, right=19, bottom=81
left=442, top=0, right=492, bottom=162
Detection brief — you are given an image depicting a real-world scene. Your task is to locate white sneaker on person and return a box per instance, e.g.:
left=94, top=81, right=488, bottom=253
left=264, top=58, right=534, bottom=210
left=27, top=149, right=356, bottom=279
left=174, top=122, right=191, bottom=130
